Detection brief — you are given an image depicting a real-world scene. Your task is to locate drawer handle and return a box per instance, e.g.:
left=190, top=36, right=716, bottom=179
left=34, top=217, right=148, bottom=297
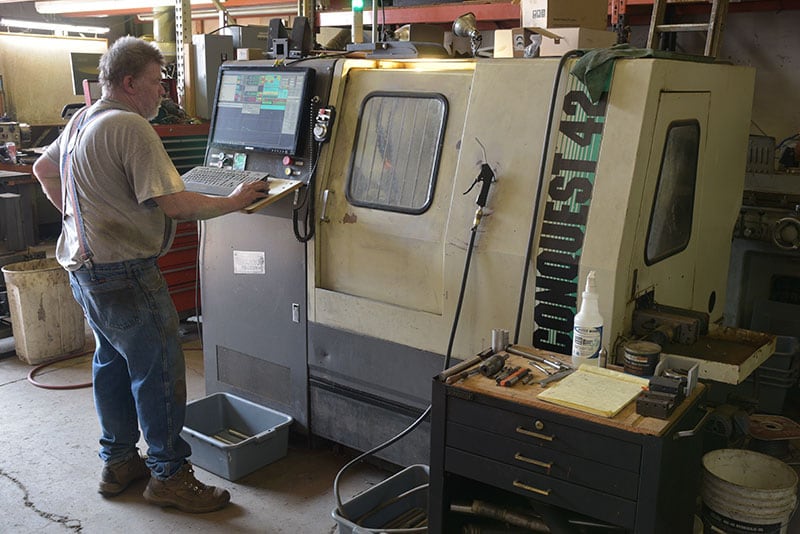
left=516, top=425, right=554, bottom=442
left=514, top=452, right=552, bottom=471
left=513, top=480, right=551, bottom=496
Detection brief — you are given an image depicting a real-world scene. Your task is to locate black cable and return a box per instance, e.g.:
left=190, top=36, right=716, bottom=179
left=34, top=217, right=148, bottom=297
left=380, top=0, right=387, bottom=42
left=192, top=219, right=202, bottom=338
left=333, top=190, right=485, bottom=531
left=292, top=185, right=315, bottom=242
left=332, top=406, right=430, bottom=532
left=443, top=226, right=479, bottom=371
left=207, top=24, right=244, bottom=35
left=286, top=51, right=351, bottom=66
left=293, top=97, right=322, bottom=243
left=512, top=50, right=585, bottom=345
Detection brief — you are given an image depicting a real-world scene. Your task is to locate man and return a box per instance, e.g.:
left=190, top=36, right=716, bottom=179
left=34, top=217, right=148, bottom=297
left=33, top=36, right=268, bottom=513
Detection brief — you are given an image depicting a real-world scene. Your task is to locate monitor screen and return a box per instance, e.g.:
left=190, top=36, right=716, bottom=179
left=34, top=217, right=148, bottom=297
left=208, top=66, right=314, bottom=155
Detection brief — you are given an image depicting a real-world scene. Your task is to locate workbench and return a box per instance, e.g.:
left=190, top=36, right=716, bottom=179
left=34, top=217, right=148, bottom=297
left=429, top=349, right=708, bottom=533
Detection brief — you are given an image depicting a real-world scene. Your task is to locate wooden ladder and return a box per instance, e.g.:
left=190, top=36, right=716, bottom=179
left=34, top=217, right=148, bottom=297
left=646, top=0, right=730, bottom=58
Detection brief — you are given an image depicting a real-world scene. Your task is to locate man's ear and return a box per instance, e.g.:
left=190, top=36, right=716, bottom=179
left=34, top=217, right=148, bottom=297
left=121, top=74, right=136, bottom=94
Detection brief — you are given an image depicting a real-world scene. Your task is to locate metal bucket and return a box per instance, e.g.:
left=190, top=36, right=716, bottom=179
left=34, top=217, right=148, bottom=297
left=701, top=449, right=798, bottom=534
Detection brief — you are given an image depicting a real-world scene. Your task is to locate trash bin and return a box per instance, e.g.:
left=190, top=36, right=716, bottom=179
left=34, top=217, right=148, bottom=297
left=1, top=258, right=85, bottom=364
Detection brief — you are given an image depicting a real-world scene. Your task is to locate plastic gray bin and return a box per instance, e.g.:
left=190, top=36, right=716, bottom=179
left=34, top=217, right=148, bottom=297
left=332, top=464, right=429, bottom=533
left=181, top=392, right=292, bottom=481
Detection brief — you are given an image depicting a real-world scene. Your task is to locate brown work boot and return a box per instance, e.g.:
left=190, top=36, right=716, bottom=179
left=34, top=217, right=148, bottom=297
left=143, top=462, right=230, bottom=513
left=98, top=454, right=150, bottom=496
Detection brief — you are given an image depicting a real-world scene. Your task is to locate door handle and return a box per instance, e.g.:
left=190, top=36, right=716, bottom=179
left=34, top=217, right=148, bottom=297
left=320, top=189, right=332, bottom=223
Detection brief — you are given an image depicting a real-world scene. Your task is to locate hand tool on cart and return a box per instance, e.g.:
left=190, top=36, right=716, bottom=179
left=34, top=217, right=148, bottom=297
left=495, top=366, right=519, bottom=384
left=479, top=353, right=508, bottom=377
left=538, top=368, right=575, bottom=386
left=507, top=345, right=572, bottom=372
left=530, top=361, right=552, bottom=376
left=499, top=367, right=530, bottom=387
left=440, top=348, right=494, bottom=383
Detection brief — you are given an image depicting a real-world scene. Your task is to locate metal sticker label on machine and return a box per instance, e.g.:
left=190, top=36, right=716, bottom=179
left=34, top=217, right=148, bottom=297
left=233, top=250, right=266, bottom=275
left=533, top=73, right=608, bottom=354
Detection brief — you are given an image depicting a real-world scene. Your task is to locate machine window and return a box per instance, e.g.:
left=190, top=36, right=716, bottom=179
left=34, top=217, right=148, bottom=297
left=645, top=120, right=700, bottom=264
left=346, top=92, right=447, bottom=214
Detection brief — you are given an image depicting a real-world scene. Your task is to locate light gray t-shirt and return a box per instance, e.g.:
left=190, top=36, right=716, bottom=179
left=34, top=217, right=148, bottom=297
left=44, top=98, right=186, bottom=271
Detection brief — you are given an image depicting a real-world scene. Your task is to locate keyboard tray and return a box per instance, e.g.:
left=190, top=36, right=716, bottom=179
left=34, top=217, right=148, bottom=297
left=243, top=178, right=304, bottom=213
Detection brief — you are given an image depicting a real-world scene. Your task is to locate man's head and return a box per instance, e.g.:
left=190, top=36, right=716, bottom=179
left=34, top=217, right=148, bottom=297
left=98, top=36, right=166, bottom=120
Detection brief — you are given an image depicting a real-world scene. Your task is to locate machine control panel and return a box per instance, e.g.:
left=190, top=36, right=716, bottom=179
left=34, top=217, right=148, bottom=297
left=207, top=149, right=312, bottom=183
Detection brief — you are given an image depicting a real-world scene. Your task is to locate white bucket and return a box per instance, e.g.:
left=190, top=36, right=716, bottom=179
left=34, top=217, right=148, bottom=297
left=2, top=258, right=85, bottom=364
left=701, top=449, right=798, bottom=534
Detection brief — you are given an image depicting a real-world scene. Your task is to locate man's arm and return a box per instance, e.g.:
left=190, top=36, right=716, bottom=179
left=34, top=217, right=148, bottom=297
left=154, top=180, right=270, bottom=221
left=32, top=155, right=63, bottom=213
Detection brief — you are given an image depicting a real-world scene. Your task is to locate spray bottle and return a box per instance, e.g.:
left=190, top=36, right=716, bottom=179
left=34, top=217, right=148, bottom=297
left=571, top=270, right=604, bottom=368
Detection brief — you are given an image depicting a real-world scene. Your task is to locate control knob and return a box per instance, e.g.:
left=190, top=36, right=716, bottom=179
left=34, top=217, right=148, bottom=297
left=773, top=217, right=800, bottom=250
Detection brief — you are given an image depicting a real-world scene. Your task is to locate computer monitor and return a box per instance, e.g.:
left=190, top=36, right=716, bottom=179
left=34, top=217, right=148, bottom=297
left=208, top=65, right=314, bottom=156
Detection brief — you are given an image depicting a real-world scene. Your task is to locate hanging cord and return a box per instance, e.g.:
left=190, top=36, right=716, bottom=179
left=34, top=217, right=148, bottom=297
left=292, top=149, right=323, bottom=242
left=333, top=142, right=496, bottom=531
left=27, top=347, right=93, bottom=390
left=293, top=96, right=321, bottom=242
left=513, top=50, right=585, bottom=345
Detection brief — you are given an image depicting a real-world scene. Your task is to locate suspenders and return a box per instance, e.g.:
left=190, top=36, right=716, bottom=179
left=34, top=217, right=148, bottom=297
left=59, top=107, right=116, bottom=269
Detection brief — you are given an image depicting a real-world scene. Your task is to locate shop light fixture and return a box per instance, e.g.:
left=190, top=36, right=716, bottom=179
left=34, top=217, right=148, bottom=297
left=35, top=1, right=180, bottom=14
left=35, top=0, right=295, bottom=20
left=136, top=4, right=296, bottom=21
left=34, top=1, right=231, bottom=15
left=0, top=17, right=110, bottom=34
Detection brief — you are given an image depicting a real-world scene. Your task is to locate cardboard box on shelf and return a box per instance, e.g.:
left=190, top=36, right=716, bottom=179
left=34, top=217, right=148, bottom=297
left=536, top=27, right=617, bottom=57
left=494, top=28, right=535, bottom=58
left=236, top=48, right=265, bottom=60
left=522, top=0, right=609, bottom=31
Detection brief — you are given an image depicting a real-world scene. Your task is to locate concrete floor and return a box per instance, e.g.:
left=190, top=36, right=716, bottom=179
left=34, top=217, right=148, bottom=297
left=2, top=321, right=800, bottom=533
left=0, top=332, right=388, bottom=534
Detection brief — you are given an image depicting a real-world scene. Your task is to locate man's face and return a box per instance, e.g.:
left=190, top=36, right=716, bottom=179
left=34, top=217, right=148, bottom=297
left=132, top=62, right=165, bottom=120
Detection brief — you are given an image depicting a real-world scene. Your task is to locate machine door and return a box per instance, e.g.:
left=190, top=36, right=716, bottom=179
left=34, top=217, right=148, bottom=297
left=313, top=67, right=472, bottom=351
left=630, top=92, right=710, bottom=308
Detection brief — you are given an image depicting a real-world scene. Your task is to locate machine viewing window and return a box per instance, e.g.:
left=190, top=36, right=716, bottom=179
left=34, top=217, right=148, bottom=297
left=645, top=120, right=700, bottom=265
left=208, top=66, right=313, bottom=155
left=346, top=92, right=447, bottom=214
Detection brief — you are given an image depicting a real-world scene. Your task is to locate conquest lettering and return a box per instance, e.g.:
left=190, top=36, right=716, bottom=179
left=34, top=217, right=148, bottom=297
left=534, top=301, right=573, bottom=332
left=533, top=325, right=572, bottom=353
left=543, top=201, right=590, bottom=227
left=551, top=153, right=597, bottom=174
left=535, top=276, right=577, bottom=311
left=563, top=90, right=608, bottom=117
left=536, top=250, right=578, bottom=281
left=539, top=222, right=585, bottom=254
left=548, top=175, right=593, bottom=203
left=532, top=80, right=609, bottom=355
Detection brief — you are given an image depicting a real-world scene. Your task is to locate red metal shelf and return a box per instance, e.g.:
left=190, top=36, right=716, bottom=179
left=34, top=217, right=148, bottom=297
left=318, top=0, right=800, bottom=28
left=318, top=2, right=521, bottom=27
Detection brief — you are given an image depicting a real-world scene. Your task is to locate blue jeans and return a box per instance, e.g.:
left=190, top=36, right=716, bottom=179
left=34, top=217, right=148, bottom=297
left=69, top=258, right=190, bottom=479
